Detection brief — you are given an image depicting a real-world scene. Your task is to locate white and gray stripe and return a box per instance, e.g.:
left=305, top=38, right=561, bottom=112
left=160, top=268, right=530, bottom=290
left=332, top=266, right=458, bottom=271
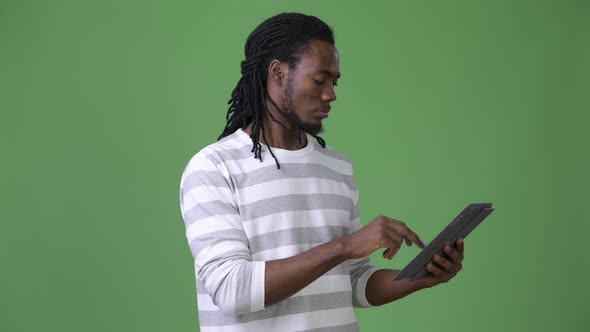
left=179, top=129, right=378, bottom=331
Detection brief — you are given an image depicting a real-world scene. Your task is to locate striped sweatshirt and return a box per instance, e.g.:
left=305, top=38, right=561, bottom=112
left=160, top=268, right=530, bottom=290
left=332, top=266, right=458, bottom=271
left=179, top=128, right=379, bottom=331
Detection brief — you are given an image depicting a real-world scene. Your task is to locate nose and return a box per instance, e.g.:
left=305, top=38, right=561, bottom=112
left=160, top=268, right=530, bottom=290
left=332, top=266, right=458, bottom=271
left=321, top=85, right=337, bottom=102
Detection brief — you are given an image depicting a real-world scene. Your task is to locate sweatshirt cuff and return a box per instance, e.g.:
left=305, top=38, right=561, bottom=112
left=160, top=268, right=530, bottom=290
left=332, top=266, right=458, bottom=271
left=355, top=267, right=381, bottom=308
left=250, top=260, right=266, bottom=312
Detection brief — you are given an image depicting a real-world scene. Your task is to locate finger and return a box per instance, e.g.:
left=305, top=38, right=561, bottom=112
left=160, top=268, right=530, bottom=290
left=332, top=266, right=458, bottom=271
left=426, top=262, right=442, bottom=277
left=384, top=237, right=402, bottom=259
left=381, top=227, right=404, bottom=250
left=404, top=237, right=412, bottom=247
left=384, top=246, right=398, bottom=259
left=457, top=237, right=465, bottom=255
left=375, top=222, right=403, bottom=253
left=385, top=228, right=405, bottom=245
left=382, top=248, right=391, bottom=259
left=400, top=229, right=426, bottom=249
left=386, top=219, right=425, bottom=248
left=382, top=217, right=425, bottom=249
left=433, top=254, right=456, bottom=273
left=389, top=245, right=400, bottom=259
left=443, top=243, right=463, bottom=263
left=380, top=240, right=398, bottom=260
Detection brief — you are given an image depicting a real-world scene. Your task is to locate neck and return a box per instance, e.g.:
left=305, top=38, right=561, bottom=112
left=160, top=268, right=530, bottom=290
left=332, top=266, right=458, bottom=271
left=243, top=101, right=308, bottom=151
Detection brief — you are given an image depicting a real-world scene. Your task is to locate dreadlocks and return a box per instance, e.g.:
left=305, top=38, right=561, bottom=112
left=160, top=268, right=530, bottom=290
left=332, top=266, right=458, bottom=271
left=218, top=13, right=334, bottom=169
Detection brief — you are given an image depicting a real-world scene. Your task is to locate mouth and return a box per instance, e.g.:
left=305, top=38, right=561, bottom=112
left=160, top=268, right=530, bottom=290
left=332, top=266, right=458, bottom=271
left=315, top=107, right=331, bottom=119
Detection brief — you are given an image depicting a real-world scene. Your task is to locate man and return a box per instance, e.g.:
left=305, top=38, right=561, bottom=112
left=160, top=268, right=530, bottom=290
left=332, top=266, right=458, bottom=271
left=179, top=12, right=464, bottom=331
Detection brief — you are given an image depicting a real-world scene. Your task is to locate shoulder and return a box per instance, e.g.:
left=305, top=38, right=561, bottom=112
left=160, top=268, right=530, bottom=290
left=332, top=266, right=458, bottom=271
left=309, top=138, right=357, bottom=177
left=312, top=139, right=353, bottom=165
left=322, top=144, right=353, bottom=164
left=181, top=131, right=252, bottom=178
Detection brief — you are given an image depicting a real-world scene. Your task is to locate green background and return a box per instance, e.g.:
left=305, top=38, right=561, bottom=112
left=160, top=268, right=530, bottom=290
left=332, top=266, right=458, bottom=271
left=1, top=0, right=588, bottom=331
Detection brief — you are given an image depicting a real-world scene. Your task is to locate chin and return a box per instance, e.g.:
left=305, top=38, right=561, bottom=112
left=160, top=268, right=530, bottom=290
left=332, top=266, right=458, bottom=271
left=300, top=121, right=323, bottom=136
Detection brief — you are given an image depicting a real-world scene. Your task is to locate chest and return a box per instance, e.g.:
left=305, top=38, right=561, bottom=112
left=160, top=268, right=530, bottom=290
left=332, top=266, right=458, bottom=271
left=230, top=164, right=356, bottom=259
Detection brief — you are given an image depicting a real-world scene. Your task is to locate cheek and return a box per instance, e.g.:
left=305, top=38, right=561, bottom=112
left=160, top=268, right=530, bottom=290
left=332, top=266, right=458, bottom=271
left=292, top=84, right=321, bottom=105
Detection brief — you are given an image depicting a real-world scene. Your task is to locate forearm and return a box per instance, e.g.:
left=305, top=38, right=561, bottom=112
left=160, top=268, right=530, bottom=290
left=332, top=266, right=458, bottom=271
left=265, top=238, right=348, bottom=307
left=365, top=269, right=429, bottom=306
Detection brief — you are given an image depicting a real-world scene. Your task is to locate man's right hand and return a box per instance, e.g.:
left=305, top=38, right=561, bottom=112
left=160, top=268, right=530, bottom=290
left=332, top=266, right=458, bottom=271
left=265, top=215, right=425, bottom=307
left=341, top=215, right=426, bottom=260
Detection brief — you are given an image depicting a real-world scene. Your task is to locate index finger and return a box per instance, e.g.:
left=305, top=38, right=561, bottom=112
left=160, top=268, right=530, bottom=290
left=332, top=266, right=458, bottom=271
left=406, top=231, right=426, bottom=249
left=388, top=220, right=425, bottom=249
left=384, top=216, right=426, bottom=249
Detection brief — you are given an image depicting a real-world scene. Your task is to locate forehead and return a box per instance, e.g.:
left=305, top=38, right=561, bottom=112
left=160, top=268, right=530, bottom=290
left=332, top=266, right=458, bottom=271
left=294, top=40, right=340, bottom=77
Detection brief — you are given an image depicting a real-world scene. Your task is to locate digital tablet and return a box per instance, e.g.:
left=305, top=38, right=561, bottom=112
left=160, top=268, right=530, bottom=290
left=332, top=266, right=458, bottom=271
left=393, top=203, right=495, bottom=281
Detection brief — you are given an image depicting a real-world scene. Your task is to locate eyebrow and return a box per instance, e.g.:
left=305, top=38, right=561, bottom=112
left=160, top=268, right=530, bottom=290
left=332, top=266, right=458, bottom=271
left=317, top=69, right=341, bottom=79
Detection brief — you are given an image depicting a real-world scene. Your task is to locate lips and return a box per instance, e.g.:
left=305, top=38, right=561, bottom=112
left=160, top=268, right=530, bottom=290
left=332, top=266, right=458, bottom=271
left=315, top=107, right=331, bottom=119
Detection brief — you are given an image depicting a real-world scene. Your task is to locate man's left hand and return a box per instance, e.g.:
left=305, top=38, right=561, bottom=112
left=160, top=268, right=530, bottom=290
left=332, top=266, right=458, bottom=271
left=419, top=237, right=465, bottom=288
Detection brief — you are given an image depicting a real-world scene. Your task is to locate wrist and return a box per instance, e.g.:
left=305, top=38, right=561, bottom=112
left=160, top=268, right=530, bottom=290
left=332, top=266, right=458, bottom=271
left=336, top=236, right=351, bottom=260
left=414, top=278, right=433, bottom=290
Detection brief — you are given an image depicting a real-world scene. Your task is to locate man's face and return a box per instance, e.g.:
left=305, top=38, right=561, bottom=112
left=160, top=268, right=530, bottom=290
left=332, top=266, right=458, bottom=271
left=279, top=40, right=340, bottom=136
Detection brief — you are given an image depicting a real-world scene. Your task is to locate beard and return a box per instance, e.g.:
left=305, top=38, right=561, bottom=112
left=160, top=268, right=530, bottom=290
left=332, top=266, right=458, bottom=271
left=276, top=77, right=323, bottom=137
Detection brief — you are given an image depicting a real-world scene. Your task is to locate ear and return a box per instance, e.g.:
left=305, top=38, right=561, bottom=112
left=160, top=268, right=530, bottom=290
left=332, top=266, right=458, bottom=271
left=268, top=59, right=287, bottom=87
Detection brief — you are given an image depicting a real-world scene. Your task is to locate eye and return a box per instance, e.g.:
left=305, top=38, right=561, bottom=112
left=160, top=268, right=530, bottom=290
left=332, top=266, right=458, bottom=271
left=313, top=78, right=338, bottom=87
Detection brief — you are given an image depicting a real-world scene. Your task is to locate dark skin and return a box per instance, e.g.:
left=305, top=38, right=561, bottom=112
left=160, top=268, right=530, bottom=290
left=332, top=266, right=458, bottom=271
left=244, top=39, right=465, bottom=307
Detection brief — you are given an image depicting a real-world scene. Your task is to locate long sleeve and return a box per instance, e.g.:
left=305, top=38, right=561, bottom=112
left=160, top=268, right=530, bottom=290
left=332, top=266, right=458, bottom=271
left=348, top=174, right=380, bottom=308
left=179, top=153, right=265, bottom=315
